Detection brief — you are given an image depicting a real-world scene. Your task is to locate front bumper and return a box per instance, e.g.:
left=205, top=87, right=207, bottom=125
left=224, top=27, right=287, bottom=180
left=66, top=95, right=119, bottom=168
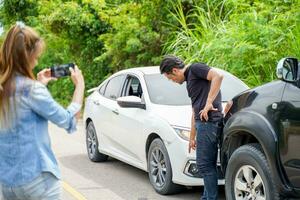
left=165, top=137, right=225, bottom=186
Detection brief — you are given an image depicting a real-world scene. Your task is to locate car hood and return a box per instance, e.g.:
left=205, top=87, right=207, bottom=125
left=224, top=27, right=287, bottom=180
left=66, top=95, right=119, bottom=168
left=150, top=104, right=192, bottom=129
left=150, top=103, right=227, bottom=129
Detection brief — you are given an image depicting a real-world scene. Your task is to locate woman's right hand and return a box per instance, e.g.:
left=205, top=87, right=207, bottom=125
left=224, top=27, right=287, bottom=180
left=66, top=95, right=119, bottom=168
left=70, top=65, right=85, bottom=119
left=70, top=65, right=85, bottom=88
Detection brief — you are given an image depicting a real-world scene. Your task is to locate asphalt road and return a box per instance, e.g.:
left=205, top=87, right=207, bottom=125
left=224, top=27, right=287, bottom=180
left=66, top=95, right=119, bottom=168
left=50, top=121, right=226, bottom=200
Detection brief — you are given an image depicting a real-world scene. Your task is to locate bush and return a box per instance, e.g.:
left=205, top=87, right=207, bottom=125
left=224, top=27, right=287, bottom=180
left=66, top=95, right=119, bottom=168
left=165, top=0, right=300, bottom=87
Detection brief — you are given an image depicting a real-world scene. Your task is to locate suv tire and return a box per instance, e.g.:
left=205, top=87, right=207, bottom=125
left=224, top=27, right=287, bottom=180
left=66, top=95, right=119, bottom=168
left=225, top=143, right=279, bottom=200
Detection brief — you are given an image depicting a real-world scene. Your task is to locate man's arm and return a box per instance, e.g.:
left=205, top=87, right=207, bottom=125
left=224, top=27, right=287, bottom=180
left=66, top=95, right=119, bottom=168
left=199, top=68, right=223, bottom=121
left=189, top=111, right=196, bottom=153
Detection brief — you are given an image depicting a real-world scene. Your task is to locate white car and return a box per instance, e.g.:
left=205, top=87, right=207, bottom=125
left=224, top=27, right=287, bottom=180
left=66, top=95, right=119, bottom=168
left=83, top=66, right=249, bottom=194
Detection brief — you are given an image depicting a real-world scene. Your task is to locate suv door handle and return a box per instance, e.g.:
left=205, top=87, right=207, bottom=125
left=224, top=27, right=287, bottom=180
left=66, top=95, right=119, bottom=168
left=112, top=109, right=119, bottom=115
left=272, top=103, right=278, bottom=110
left=93, top=100, right=100, bottom=106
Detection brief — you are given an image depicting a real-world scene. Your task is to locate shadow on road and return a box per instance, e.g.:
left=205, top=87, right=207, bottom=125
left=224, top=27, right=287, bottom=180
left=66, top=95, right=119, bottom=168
left=59, top=154, right=225, bottom=200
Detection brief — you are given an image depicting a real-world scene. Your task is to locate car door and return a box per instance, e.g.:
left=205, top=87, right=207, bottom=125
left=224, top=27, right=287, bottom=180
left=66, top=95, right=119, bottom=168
left=92, top=74, right=126, bottom=154
left=280, top=82, right=300, bottom=188
left=113, top=74, right=147, bottom=167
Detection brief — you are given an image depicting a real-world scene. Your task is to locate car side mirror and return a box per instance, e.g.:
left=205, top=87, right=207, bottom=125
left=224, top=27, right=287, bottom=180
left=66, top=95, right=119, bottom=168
left=117, top=96, right=146, bottom=109
left=276, top=57, right=299, bottom=82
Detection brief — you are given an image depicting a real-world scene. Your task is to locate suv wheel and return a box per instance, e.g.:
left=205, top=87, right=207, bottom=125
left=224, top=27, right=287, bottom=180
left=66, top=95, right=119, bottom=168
left=147, top=138, right=183, bottom=195
left=86, top=121, right=108, bottom=162
left=225, top=143, right=279, bottom=200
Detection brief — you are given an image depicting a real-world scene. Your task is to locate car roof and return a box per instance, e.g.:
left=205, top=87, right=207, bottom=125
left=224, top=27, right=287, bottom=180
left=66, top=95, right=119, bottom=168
left=116, top=66, right=160, bottom=75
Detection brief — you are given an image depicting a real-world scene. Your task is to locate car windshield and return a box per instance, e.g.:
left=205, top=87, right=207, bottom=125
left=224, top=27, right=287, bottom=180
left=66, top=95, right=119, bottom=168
left=144, top=72, right=248, bottom=106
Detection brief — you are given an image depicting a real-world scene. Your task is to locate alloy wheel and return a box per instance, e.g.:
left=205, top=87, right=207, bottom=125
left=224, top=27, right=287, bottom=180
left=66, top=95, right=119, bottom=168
left=149, top=147, right=167, bottom=188
left=87, top=123, right=97, bottom=158
left=234, top=165, right=266, bottom=200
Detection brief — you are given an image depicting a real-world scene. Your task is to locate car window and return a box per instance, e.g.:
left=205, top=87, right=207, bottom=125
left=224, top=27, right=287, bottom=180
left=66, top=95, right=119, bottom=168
left=123, top=76, right=143, bottom=98
left=145, top=74, right=191, bottom=105
left=104, top=75, right=125, bottom=100
left=99, top=81, right=107, bottom=95
left=144, top=72, right=248, bottom=105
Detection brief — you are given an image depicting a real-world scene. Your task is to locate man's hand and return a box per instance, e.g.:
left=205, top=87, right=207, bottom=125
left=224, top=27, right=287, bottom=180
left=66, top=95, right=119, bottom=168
left=37, top=68, right=57, bottom=85
left=199, top=103, right=218, bottom=121
left=188, top=139, right=196, bottom=153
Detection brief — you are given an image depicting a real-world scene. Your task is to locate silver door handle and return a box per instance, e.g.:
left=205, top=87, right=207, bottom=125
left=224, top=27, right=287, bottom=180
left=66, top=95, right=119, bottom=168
left=112, top=109, right=119, bottom=115
left=93, top=100, right=100, bottom=105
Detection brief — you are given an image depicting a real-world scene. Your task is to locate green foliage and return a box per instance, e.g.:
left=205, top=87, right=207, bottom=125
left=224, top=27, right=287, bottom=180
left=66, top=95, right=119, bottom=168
left=38, top=0, right=110, bottom=104
left=0, top=0, right=39, bottom=26
left=0, top=0, right=180, bottom=105
left=1, top=0, right=298, bottom=105
left=97, top=0, right=176, bottom=71
left=165, top=0, right=300, bottom=87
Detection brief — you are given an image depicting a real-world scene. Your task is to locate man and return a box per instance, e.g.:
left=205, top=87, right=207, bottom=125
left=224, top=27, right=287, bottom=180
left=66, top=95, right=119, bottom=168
left=160, top=55, right=223, bottom=200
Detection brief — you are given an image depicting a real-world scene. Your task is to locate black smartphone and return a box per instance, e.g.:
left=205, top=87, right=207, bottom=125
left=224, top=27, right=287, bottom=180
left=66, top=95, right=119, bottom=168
left=50, top=63, right=75, bottom=78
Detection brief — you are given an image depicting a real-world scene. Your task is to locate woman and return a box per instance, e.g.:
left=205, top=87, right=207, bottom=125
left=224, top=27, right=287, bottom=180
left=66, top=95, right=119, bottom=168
left=0, top=22, right=85, bottom=200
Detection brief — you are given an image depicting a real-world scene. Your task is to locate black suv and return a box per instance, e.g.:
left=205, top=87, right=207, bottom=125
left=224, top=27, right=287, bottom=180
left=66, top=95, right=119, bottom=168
left=221, top=57, right=300, bottom=200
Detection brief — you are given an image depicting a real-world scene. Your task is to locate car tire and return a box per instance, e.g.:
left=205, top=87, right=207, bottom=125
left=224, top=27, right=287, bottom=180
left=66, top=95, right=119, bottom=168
left=225, top=143, right=279, bottom=200
left=147, top=138, right=183, bottom=195
left=86, top=121, right=108, bottom=162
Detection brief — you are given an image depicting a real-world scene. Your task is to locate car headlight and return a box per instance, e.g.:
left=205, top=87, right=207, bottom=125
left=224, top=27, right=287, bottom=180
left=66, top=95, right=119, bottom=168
left=172, top=126, right=191, bottom=141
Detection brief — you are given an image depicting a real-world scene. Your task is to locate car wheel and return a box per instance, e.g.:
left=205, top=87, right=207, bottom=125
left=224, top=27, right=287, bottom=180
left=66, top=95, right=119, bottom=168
left=147, top=138, right=183, bottom=195
left=225, top=143, right=279, bottom=200
left=86, top=121, right=108, bottom=162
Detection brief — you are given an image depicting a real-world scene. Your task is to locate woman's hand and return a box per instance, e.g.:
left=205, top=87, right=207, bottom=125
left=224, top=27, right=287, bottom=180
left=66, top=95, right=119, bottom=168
left=70, top=65, right=84, bottom=88
left=70, top=65, right=85, bottom=119
left=37, top=68, right=57, bottom=85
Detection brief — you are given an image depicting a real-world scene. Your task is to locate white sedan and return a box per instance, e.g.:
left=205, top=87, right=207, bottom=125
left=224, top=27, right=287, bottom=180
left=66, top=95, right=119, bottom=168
left=83, top=66, right=249, bottom=194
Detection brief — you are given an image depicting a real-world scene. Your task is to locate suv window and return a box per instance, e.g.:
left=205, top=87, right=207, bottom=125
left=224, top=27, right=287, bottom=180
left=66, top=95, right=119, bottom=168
left=104, top=75, right=125, bottom=100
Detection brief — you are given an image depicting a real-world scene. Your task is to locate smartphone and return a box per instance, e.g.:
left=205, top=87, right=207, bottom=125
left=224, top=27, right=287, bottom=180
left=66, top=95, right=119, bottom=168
left=50, top=63, right=75, bottom=78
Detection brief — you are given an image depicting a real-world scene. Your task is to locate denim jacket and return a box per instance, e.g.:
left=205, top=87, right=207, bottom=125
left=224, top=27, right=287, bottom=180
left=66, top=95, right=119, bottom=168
left=0, top=75, right=81, bottom=187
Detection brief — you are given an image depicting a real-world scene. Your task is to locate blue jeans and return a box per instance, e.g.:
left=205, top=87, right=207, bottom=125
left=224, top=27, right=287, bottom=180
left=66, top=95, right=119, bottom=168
left=1, top=172, right=61, bottom=200
left=195, top=120, right=220, bottom=200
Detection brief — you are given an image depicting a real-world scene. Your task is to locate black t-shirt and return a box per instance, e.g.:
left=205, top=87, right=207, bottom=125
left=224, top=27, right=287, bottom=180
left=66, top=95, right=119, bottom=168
left=184, top=63, right=223, bottom=121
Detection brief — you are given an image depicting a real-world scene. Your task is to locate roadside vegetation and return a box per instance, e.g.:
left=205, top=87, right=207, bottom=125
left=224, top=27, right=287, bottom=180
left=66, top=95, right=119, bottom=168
left=1, top=0, right=299, bottom=104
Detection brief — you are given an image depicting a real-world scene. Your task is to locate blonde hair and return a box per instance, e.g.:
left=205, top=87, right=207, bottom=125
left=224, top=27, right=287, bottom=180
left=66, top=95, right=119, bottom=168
left=0, top=22, right=45, bottom=129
